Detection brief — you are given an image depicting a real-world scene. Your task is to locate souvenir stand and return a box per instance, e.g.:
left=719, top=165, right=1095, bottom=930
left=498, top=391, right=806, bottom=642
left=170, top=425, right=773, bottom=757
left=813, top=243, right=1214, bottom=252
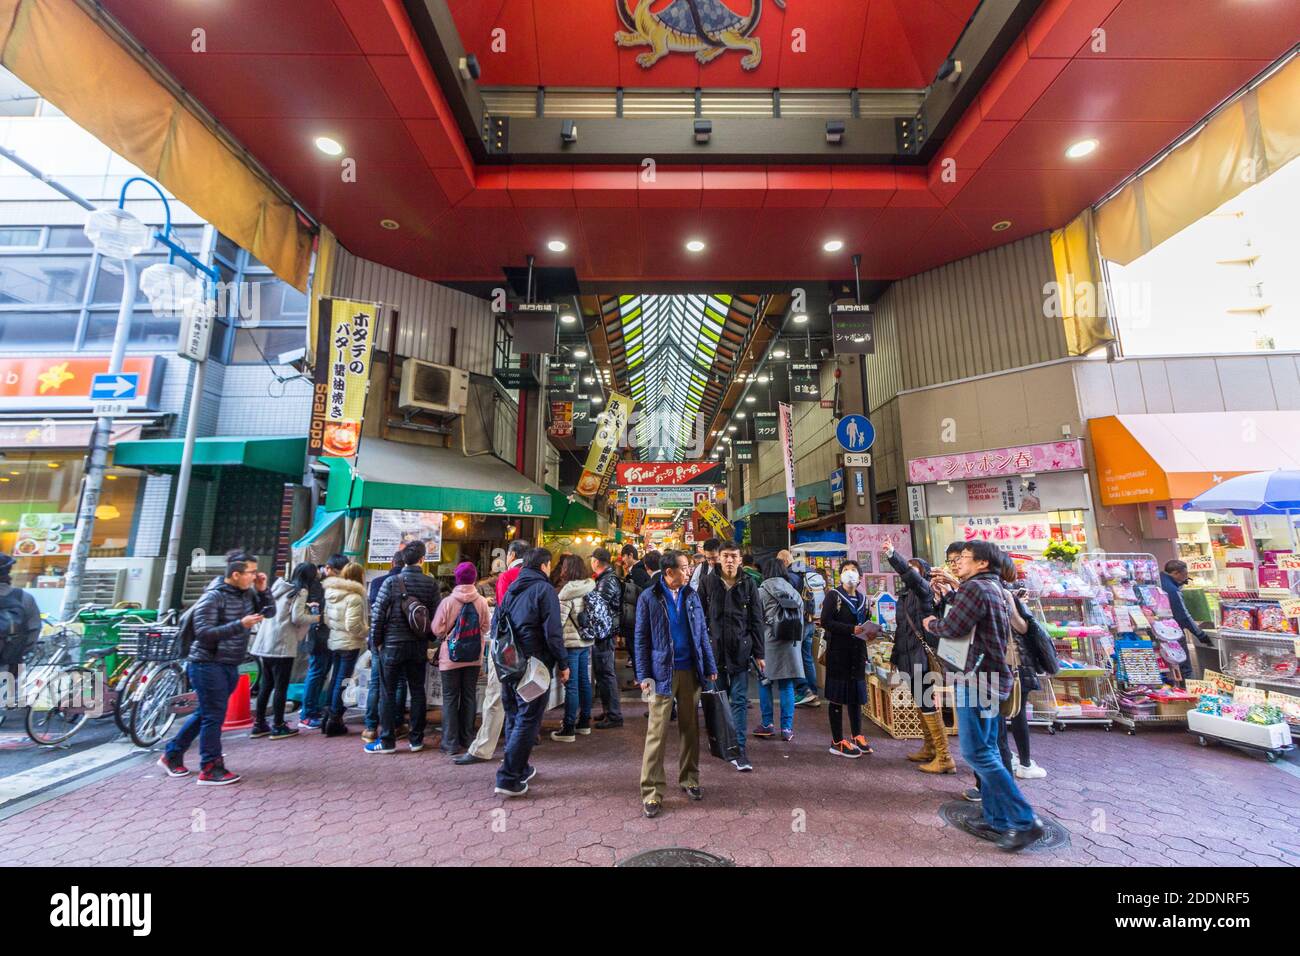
left=1021, top=558, right=1118, bottom=733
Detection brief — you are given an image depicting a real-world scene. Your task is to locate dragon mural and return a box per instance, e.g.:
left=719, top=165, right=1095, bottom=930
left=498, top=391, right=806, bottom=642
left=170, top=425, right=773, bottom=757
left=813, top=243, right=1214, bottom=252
left=615, top=0, right=787, bottom=71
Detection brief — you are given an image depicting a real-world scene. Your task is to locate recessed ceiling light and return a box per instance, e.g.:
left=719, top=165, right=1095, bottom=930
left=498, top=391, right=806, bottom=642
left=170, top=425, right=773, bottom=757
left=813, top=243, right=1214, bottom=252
left=547, top=239, right=567, bottom=252
left=773, top=348, right=786, bottom=359
left=380, top=219, right=399, bottom=230
left=992, top=220, right=1012, bottom=232
left=314, top=136, right=343, bottom=156
left=1065, top=138, right=1098, bottom=159
left=757, top=374, right=769, bottom=384
left=685, top=239, right=706, bottom=253
left=592, top=395, right=603, bottom=404
left=745, top=395, right=756, bottom=404
left=584, top=376, right=595, bottom=384
left=823, top=239, right=844, bottom=253
left=727, top=425, right=738, bottom=432
left=560, top=313, right=576, bottom=325
left=736, top=412, right=746, bottom=419
left=792, top=313, right=808, bottom=324
left=573, top=349, right=588, bottom=359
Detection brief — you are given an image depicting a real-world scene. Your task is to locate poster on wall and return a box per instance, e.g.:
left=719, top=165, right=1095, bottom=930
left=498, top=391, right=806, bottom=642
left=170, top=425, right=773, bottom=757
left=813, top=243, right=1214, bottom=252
left=846, top=524, right=912, bottom=574
left=13, top=512, right=77, bottom=557
left=778, top=402, right=797, bottom=529
left=308, top=297, right=381, bottom=460
left=367, top=510, right=444, bottom=565
left=577, top=391, right=634, bottom=496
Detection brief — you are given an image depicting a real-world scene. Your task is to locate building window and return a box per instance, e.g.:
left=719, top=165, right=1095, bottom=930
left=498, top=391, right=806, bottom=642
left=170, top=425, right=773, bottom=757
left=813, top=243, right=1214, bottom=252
left=0, top=311, right=81, bottom=350
left=0, top=227, right=44, bottom=249
left=0, top=255, right=91, bottom=306
left=212, top=235, right=310, bottom=365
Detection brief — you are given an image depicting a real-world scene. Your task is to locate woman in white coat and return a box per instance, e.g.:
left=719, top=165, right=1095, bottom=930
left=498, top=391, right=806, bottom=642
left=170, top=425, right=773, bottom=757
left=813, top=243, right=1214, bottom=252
left=321, top=562, right=369, bottom=736
left=250, top=563, right=320, bottom=739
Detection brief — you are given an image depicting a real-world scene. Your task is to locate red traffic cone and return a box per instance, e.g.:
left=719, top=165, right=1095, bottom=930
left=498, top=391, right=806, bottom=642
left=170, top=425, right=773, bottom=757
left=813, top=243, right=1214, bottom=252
left=222, top=673, right=255, bottom=732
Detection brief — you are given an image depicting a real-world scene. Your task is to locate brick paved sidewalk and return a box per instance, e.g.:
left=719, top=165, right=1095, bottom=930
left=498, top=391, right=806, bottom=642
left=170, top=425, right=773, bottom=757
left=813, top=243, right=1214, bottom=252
left=0, top=704, right=1296, bottom=867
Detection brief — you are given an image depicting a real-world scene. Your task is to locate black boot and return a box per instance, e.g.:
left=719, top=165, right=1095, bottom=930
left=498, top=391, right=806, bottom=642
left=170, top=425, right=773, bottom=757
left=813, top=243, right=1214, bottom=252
left=323, top=710, right=349, bottom=737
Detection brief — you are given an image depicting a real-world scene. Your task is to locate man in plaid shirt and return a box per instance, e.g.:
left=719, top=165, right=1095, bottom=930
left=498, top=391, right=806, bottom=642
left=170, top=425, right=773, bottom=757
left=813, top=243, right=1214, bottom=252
left=923, top=540, right=1043, bottom=852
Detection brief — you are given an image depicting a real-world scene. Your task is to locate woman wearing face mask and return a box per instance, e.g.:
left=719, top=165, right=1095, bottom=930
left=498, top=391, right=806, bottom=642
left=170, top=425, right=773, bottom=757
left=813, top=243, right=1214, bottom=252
left=820, top=560, right=878, bottom=757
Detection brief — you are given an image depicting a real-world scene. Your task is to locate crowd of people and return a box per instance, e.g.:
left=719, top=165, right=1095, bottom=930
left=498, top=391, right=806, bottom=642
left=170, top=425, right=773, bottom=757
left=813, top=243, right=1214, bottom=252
left=154, top=532, right=1054, bottom=851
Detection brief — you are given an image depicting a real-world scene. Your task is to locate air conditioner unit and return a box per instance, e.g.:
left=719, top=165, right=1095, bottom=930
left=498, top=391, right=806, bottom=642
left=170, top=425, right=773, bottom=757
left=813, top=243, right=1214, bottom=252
left=398, top=358, right=470, bottom=415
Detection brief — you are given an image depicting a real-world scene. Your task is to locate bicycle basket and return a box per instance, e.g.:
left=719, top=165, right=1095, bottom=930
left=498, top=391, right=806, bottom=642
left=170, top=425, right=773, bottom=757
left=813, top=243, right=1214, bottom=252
left=137, top=626, right=184, bottom=662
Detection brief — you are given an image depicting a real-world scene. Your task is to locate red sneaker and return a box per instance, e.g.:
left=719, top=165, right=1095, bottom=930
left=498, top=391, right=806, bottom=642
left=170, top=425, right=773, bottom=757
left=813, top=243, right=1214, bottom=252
left=197, top=760, right=241, bottom=786
left=158, top=753, right=189, bottom=777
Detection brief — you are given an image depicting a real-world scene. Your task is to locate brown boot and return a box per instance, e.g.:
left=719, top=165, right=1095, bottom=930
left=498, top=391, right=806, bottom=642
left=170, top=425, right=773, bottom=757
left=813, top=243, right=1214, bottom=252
left=907, top=714, right=936, bottom=762
left=918, top=711, right=956, bottom=774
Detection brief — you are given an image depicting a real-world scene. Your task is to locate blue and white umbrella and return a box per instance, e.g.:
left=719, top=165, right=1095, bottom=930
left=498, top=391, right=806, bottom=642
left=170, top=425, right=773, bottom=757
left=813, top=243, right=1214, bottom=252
left=1182, top=470, right=1300, bottom=515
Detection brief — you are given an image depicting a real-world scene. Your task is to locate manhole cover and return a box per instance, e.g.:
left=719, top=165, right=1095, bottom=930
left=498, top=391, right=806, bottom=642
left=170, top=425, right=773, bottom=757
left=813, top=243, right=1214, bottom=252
left=938, top=800, right=1071, bottom=852
left=618, top=848, right=735, bottom=867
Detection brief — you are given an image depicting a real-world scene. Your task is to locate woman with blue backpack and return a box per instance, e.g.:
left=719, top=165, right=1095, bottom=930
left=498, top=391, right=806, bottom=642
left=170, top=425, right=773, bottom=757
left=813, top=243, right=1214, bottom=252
left=432, top=562, right=491, bottom=756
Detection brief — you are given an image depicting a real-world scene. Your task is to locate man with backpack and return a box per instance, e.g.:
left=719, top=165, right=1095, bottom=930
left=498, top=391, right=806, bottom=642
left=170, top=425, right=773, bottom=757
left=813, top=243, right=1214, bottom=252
left=790, top=551, right=825, bottom=708
left=492, top=547, right=568, bottom=797
left=432, top=562, right=490, bottom=756
left=0, top=555, right=41, bottom=691
left=365, top=541, right=441, bottom=755
left=589, top=548, right=624, bottom=729
left=159, top=550, right=274, bottom=785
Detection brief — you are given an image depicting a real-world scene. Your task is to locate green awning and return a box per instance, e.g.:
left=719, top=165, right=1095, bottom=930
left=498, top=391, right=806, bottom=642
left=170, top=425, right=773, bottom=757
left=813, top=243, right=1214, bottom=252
left=323, top=438, right=551, bottom=517
left=732, top=479, right=832, bottom=521
left=544, top=485, right=606, bottom=534
left=113, top=436, right=307, bottom=476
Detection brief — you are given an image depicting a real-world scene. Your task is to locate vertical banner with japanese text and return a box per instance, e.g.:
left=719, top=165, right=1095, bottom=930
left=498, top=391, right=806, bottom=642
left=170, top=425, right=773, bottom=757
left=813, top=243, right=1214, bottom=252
left=577, top=391, right=634, bottom=496
left=778, top=401, right=797, bottom=529
left=308, top=297, right=380, bottom=460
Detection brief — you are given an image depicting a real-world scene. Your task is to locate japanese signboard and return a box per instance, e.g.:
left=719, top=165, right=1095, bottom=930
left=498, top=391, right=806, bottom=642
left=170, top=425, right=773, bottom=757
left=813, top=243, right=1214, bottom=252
left=733, top=441, right=756, bottom=464
left=548, top=401, right=573, bottom=439
left=907, top=440, right=1085, bottom=485
left=626, top=485, right=711, bottom=509
left=615, top=461, right=720, bottom=486
left=509, top=302, right=559, bottom=354
left=695, top=496, right=733, bottom=539
left=846, top=524, right=912, bottom=574
left=958, top=516, right=1053, bottom=547
left=790, top=363, right=821, bottom=401
left=367, top=510, right=444, bottom=565
left=830, top=303, right=874, bottom=354
left=753, top=411, right=778, bottom=441
left=778, top=402, right=797, bottom=529
left=0, top=356, right=162, bottom=411
left=178, top=299, right=214, bottom=362
left=830, top=468, right=845, bottom=508
left=1275, top=553, right=1300, bottom=572
left=907, top=485, right=926, bottom=520
left=309, top=297, right=380, bottom=460
left=1185, top=555, right=1216, bottom=574
left=577, top=391, right=634, bottom=496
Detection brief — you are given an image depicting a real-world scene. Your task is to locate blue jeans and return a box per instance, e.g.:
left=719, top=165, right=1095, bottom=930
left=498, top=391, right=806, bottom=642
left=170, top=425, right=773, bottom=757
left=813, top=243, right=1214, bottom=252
left=364, top=650, right=407, bottom=732
left=725, top=668, right=751, bottom=752
left=759, top=677, right=797, bottom=732
left=497, top=677, right=547, bottom=790
left=328, top=649, right=360, bottom=716
left=301, top=644, right=333, bottom=720
left=563, top=647, right=592, bottom=726
left=956, top=699, right=1037, bottom=832
left=796, top=623, right=819, bottom=696
left=167, top=662, right=238, bottom=767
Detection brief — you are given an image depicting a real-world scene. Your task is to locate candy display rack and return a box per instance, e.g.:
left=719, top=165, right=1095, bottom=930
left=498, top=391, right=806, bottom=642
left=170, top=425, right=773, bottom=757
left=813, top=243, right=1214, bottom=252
left=1213, top=589, right=1300, bottom=693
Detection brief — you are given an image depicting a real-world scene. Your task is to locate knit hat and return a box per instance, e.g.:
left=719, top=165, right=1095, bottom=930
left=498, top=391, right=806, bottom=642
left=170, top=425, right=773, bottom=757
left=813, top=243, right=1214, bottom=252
left=454, top=562, right=478, bottom=586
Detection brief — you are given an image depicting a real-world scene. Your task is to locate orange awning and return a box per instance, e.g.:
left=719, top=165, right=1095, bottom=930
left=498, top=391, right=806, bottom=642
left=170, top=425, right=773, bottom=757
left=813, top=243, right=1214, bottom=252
left=1089, top=413, right=1300, bottom=506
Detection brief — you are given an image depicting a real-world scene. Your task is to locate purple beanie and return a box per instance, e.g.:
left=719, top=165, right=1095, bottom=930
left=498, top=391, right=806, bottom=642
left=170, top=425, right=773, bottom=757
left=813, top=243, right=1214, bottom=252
left=454, top=562, right=478, bottom=586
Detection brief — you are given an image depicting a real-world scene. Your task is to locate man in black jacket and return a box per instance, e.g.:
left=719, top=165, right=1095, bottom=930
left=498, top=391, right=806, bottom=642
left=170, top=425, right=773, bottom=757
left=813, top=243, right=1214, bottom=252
left=159, top=550, right=273, bottom=786
left=699, top=540, right=764, bottom=772
left=590, top=547, right=624, bottom=728
left=494, top=547, right=569, bottom=797
left=366, top=541, right=441, bottom=754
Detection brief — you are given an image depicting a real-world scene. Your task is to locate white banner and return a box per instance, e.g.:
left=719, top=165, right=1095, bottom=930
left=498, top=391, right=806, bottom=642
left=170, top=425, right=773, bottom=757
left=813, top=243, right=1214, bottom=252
left=367, top=510, right=444, bottom=565
left=778, top=402, right=797, bottom=529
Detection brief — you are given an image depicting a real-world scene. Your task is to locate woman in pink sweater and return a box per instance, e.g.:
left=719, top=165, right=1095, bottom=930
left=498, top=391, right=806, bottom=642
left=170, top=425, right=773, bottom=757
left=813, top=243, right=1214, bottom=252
left=432, top=562, right=491, bottom=756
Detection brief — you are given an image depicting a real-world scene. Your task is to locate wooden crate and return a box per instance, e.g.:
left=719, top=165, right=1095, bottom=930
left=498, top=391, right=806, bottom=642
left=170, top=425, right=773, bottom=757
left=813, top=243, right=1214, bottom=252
left=863, top=673, right=957, bottom=739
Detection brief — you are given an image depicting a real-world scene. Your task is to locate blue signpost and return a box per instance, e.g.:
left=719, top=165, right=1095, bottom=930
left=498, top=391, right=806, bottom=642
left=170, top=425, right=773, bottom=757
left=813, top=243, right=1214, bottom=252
left=90, top=372, right=139, bottom=401
left=836, top=414, right=875, bottom=452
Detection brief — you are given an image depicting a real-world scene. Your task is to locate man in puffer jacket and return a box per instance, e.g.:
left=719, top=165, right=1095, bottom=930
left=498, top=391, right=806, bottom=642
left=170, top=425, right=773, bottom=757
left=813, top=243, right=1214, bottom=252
left=159, top=550, right=273, bottom=786
left=367, top=541, right=442, bottom=754
left=699, top=540, right=763, bottom=771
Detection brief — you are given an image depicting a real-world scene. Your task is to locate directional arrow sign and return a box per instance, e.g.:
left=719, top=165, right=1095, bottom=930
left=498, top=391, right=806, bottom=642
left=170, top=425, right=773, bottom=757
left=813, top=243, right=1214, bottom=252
left=89, top=373, right=139, bottom=401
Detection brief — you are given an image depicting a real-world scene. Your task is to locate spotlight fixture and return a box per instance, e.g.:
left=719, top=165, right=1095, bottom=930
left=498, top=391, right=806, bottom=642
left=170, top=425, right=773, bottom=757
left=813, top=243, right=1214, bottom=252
left=561, top=120, right=578, bottom=144
left=573, top=348, right=588, bottom=359
left=547, top=239, right=567, bottom=252
left=685, top=239, right=706, bottom=253
left=792, top=313, right=808, bottom=324
left=823, top=239, right=844, bottom=253
left=453, top=517, right=466, bottom=530
left=694, top=119, right=712, bottom=144
left=1065, top=138, right=1098, bottom=159
left=560, top=313, right=576, bottom=325
left=825, top=120, right=846, bottom=145
left=458, top=54, right=481, bottom=81
left=314, top=136, right=343, bottom=156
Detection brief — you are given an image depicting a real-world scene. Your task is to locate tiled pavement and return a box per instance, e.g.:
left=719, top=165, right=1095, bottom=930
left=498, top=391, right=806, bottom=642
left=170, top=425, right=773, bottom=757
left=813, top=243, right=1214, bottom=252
left=0, top=704, right=1296, bottom=867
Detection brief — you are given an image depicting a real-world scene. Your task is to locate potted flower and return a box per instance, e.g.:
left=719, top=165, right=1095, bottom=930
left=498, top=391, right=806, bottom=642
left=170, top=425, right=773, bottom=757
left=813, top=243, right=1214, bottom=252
left=1042, top=539, right=1081, bottom=565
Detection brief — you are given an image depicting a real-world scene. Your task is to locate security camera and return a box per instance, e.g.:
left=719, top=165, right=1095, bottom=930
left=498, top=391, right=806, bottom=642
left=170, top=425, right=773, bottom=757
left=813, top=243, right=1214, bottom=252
left=458, top=55, right=481, bottom=81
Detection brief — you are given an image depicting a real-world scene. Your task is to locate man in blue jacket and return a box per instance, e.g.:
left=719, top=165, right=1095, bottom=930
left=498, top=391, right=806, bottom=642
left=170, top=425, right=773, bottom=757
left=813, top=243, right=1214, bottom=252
left=635, top=549, right=718, bottom=818
left=1160, top=560, right=1210, bottom=680
left=495, top=547, right=569, bottom=797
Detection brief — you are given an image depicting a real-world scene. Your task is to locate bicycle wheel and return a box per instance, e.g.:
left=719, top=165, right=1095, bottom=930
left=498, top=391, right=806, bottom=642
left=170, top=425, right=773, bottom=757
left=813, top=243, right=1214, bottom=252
left=25, top=666, right=96, bottom=746
left=112, top=660, right=148, bottom=735
left=130, top=662, right=184, bottom=748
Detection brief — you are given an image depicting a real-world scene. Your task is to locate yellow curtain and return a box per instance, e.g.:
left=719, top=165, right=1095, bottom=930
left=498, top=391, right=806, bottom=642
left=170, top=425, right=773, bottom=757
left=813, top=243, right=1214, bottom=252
left=0, top=0, right=313, bottom=291
left=1050, top=207, right=1113, bottom=355
left=1097, top=54, right=1300, bottom=266
left=306, top=226, right=339, bottom=362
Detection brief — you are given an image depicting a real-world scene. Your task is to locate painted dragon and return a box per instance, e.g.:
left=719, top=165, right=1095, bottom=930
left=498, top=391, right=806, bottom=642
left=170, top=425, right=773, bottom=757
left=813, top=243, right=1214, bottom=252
left=616, top=0, right=787, bottom=71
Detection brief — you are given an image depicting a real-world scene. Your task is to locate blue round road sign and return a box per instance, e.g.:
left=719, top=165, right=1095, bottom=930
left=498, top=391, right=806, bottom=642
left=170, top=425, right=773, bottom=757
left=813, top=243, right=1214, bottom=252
left=836, top=415, right=875, bottom=452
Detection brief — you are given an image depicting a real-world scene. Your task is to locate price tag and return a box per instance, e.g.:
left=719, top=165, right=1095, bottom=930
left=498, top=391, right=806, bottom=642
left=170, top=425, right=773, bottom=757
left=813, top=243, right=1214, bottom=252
left=1128, top=608, right=1150, bottom=629
left=1184, top=679, right=1215, bottom=697
left=1278, top=597, right=1300, bottom=620
left=1273, top=553, right=1300, bottom=571
left=1186, top=555, right=1215, bottom=573
left=1202, top=669, right=1236, bottom=694
left=1233, top=685, right=1269, bottom=707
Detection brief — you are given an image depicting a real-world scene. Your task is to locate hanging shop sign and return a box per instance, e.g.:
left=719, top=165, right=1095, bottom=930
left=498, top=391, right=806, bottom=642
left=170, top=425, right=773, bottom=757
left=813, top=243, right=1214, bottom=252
left=830, top=303, right=875, bottom=354
left=830, top=468, right=845, bottom=508
left=907, top=484, right=927, bottom=520
left=509, top=302, right=559, bottom=354
left=778, top=402, right=797, bottom=529
left=13, top=512, right=77, bottom=558
left=695, top=496, right=733, bottom=539
left=733, top=441, right=756, bottom=464
left=548, top=401, right=574, bottom=439
left=577, top=391, right=634, bottom=496
left=367, top=509, right=444, bottom=565
left=178, top=299, right=214, bottom=362
left=958, top=515, right=1053, bottom=547
left=626, top=485, right=712, bottom=509
left=907, top=440, right=1085, bottom=484
left=615, top=461, right=720, bottom=486
left=790, top=363, right=821, bottom=401
left=308, top=297, right=380, bottom=460
left=795, top=496, right=820, bottom=522
left=754, top=411, right=778, bottom=441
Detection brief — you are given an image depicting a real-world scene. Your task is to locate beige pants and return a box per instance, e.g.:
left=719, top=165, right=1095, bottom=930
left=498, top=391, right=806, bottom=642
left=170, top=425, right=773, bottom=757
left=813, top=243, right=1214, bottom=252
left=640, top=669, right=701, bottom=805
left=466, top=654, right=504, bottom=760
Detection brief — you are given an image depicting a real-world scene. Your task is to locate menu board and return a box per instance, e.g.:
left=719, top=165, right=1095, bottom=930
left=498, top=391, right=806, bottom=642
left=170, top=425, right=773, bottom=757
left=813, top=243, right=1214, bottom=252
left=13, top=512, right=76, bottom=557
left=367, top=510, right=443, bottom=565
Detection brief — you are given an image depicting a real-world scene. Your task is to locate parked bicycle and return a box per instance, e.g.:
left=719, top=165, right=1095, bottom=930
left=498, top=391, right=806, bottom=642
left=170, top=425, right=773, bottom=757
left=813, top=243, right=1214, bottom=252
left=127, top=623, right=195, bottom=748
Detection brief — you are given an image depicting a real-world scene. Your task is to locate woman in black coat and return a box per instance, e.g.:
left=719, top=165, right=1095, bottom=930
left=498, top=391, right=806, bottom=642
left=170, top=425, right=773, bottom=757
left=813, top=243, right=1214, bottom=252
left=999, top=554, right=1049, bottom=779
left=821, top=560, right=876, bottom=758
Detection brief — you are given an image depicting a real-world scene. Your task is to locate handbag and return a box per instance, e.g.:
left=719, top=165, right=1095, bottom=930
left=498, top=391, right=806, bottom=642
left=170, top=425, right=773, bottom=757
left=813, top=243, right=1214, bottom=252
left=701, top=685, right=741, bottom=762
left=516, top=656, right=551, bottom=702
left=1000, top=612, right=1024, bottom=718
left=936, top=627, right=976, bottom=673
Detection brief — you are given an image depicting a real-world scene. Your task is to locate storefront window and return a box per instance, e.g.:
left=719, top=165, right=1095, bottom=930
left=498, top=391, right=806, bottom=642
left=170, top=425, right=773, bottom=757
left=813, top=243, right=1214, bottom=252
left=1178, top=510, right=1300, bottom=590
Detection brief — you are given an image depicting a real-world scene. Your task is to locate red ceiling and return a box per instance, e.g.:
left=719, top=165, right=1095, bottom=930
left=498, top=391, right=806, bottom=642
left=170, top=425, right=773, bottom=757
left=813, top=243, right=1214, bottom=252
left=99, top=0, right=1300, bottom=285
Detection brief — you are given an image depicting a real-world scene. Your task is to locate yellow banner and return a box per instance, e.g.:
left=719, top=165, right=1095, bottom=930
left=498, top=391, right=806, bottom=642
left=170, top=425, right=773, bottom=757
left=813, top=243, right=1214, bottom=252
left=309, top=297, right=380, bottom=459
left=577, top=391, right=634, bottom=496
left=695, top=497, right=732, bottom=539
